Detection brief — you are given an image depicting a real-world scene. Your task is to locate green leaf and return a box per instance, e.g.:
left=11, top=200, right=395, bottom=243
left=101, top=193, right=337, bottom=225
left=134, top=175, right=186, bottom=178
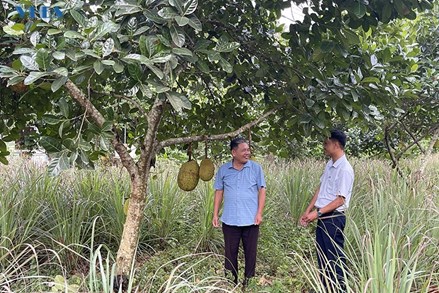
left=114, top=0, right=143, bottom=17
left=410, top=64, right=418, bottom=72
left=70, top=9, right=88, bottom=27
left=64, top=31, right=85, bottom=39
left=197, top=59, right=210, bottom=73
left=133, top=26, right=150, bottom=36
left=170, top=25, right=185, bottom=47
left=36, top=49, right=52, bottom=71
left=219, top=58, right=233, bottom=73
left=52, top=76, right=68, bottom=92
left=100, top=60, right=115, bottom=67
left=110, top=60, right=123, bottom=73
left=350, top=2, right=366, bottom=18
left=43, top=115, right=62, bottom=125
left=123, top=54, right=150, bottom=63
left=20, top=55, right=39, bottom=71
left=13, top=48, right=35, bottom=55
left=7, top=76, right=25, bottom=86
left=144, top=9, right=167, bottom=24
left=53, top=67, right=69, bottom=77
left=140, top=35, right=159, bottom=57
left=53, top=51, right=66, bottom=60
left=150, top=55, right=172, bottom=63
left=30, top=32, right=41, bottom=47
left=320, top=40, right=334, bottom=53
left=183, top=0, right=198, bottom=15
left=147, top=80, right=170, bottom=93
left=169, top=0, right=184, bottom=14
left=90, top=21, right=119, bottom=41
left=127, top=64, right=143, bottom=80
left=24, top=72, right=50, bottom=85
left=103, top=38, right=114, bottom=57
left=145, top=63, right=164, bottom=79
left=59, top=98, right=70, bottom=118
left=72, top=65, right=92, bottom=74
left=82, top=49, right=101, bottom=58
left=40, top=136, right=63, bottom=152
left=215, top=38, right=239, bottom=52
left=172, top=47, right=193, bottom=57
left=188, top=16, right=202, bottom=31
left=361, top=77, right=380, bottom=83
left=3, top=25, right=24, bottom=36
left=0, top=156, right=9, bottom=165
left=93, top=60, right=105, bottom=75
left=48, top=152, right=70, bottom=176
left=305, top=99, right=315, bottom=108
left=175, top=16, right=190, bottom=26
left=11, top=22, right=24, bottom=30
left=158, top=7, right=178, bottom=19
left=48, top=29, right=63, bottom=35
left=63, top=138, right=76, bottom=151
left=166, top=92, right=191, bottom=112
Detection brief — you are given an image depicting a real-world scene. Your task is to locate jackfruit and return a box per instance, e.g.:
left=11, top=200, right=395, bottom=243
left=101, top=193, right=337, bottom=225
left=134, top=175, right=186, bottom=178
left=177, top=160, right=200, bottom=191
left=199, top=158, right=215, bottom=181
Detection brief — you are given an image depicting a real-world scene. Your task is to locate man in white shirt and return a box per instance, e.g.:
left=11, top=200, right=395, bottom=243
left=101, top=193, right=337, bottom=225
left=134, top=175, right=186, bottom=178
left=300, top=130, right=354, bottom=292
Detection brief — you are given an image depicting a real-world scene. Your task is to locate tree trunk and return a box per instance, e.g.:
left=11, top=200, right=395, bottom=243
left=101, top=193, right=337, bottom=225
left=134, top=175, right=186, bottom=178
left=115, top=176, right=149, bottom=275
left=115, top=98, right=164, bottom=280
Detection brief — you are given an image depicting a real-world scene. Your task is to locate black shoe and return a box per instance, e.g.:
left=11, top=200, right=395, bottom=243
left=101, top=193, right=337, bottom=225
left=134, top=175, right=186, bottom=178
left=224, top=270, right=238, bottom=285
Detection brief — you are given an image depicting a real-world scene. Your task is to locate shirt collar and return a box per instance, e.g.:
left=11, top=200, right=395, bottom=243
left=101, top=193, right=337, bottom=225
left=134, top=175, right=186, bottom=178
left=227, top=160, right=251, bottom=169
left=331, top=154, right=346, bottom=168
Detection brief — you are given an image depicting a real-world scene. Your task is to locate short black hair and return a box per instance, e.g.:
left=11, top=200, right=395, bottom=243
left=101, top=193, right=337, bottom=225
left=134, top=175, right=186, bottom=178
left=329, top=129, right=347, bottom=148
left=230, top=137, right=248, bottom=150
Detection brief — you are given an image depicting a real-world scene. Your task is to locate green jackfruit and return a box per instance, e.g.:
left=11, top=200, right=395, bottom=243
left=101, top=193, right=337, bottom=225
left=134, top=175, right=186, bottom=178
left=199, top=158, right=215, bottom=181
left=177, top=160, right=200, bottom=191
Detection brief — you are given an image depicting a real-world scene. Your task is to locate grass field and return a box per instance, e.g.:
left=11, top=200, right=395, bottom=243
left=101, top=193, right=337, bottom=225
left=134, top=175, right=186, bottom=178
left=0, top=155, right=438, bottom=292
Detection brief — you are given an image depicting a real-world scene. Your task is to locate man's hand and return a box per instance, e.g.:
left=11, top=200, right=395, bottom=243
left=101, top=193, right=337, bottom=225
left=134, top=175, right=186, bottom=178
left=212, top=215, right=220, bottom=228
left=254, top=213, right=263, bottom=225
left=299, top=212, right=309, bottom=227
left=299, top=210, right=318, bottom=226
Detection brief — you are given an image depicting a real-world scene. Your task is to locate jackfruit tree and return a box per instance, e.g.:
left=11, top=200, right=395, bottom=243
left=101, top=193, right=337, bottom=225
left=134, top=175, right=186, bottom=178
left=0, top=0, right=436, bottom=283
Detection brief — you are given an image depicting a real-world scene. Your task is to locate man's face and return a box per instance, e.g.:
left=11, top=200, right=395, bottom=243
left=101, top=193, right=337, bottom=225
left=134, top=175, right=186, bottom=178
left=232, top=142, right=251, bottom=164
left=323, top=138, right=338, bottom=156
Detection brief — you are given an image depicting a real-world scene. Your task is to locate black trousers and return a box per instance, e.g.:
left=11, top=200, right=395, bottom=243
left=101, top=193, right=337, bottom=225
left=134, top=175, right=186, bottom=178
left=222, top=223, right=259, bottom=280
left=316, top=211, right=347, bottom=292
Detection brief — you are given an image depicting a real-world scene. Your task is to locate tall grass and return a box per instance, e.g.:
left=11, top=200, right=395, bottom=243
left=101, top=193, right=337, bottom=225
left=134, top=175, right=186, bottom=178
left=0, top=155, right=437, bottom=292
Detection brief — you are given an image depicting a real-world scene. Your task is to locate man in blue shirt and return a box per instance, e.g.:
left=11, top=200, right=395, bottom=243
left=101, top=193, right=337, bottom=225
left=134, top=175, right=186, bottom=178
left=212, top=137, right=266, bottom=287
left=300, top=130, right=354, bottom=292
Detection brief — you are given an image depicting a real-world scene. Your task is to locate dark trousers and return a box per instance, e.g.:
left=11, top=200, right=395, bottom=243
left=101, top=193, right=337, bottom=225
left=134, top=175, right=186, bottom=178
left=222, top=223, right=259, bottom=281
left=316, top=211, right=347, bottom=292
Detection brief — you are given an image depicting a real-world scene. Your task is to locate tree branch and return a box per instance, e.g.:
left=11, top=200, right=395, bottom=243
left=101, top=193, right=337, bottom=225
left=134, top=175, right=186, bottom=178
left=92, top=90, right=148, bottom=118
left=384, top=126, right=407, bottom=180
left=400, top=120, right=425, bottom=154
left=138, top=98, right=165, bottom=174
left=64, top=80, right=138, bottom=178
left=155, top=105, right=280, bottom=152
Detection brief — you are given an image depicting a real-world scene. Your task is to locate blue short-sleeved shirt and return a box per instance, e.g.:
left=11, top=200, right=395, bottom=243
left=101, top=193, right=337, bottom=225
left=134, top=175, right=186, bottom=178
left=214, top=160, right=266, bottom=226
left=315, top=154, right=354, bottom=212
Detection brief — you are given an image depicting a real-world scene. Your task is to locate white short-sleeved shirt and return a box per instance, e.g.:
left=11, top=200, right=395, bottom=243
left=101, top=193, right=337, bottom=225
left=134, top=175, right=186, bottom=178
left=315, top=154, right=354, bottom=212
